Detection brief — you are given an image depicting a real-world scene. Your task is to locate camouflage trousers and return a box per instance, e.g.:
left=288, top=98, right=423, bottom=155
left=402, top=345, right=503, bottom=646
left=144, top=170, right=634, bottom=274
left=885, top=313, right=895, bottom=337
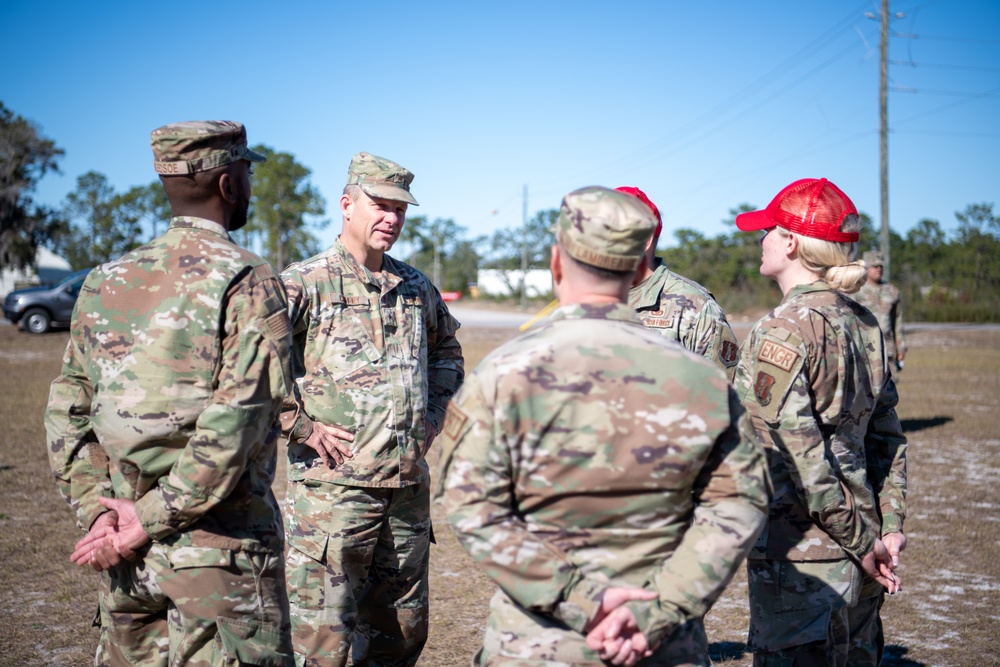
left=746, top=558, right=885, bottom=667
left=284, top=480, right=430, bottom=667
left=94, top=541, right=293, bottom=667
left=474, top=589, right=711, bottom=666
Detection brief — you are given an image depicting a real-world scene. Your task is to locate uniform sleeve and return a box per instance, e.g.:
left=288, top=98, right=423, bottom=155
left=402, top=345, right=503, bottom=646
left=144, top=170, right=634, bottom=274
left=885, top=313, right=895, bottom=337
left=424, top=286, right=464, bottom=432
left=865, top=377, right=907, bottom=534
left=45, top=335, right=112, bottom=532
left=435, top=373, right=606, bottom=635
left=134, top=270, right=293, bottom=540
left=685, top=298, right=740, bottom=381
left=628, top=389, right=769, bottom=647
left=745, top=327, right=879, bottom=563
left=278, top=269, right=314, bottom=443
left=892, top=290, right=906, bottom=354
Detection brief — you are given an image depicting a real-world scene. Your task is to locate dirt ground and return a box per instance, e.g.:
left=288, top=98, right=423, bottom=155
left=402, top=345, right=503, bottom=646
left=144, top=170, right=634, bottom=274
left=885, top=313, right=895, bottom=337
left=1, top=322, right=998, bottom=666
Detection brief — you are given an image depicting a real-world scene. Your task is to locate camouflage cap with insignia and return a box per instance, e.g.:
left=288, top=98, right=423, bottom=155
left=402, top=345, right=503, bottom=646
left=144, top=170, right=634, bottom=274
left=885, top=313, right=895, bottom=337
left=554, top=186, right=656, bottom=272
left=150, top=120, right=265, bottom=176
left=863, top=250, right=884, bottom=267
left=346, top=152, right=419, bottom=206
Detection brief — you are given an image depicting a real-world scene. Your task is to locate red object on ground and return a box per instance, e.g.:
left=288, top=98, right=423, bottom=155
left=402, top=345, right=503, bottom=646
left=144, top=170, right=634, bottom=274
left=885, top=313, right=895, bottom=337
left=440, top=291, right=462, bottom=302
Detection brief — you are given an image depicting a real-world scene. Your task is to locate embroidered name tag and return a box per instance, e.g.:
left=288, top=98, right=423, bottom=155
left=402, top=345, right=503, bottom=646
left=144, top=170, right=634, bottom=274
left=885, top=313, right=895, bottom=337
left=758, top=340, right=799, bottom=372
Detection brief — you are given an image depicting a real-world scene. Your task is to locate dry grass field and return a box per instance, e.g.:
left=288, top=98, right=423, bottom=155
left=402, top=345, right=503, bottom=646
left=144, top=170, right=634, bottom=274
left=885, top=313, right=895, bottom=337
left=1, top=321, right=998, bottom=666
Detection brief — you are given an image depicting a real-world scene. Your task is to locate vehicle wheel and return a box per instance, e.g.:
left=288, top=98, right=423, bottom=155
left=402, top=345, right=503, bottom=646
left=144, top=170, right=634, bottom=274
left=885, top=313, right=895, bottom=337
left=22, top=308, right=52, bottom=334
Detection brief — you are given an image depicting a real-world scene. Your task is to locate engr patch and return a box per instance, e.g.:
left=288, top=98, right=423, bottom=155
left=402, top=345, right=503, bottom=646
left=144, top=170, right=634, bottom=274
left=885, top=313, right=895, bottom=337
left=758, top=340, right=800, bottom=371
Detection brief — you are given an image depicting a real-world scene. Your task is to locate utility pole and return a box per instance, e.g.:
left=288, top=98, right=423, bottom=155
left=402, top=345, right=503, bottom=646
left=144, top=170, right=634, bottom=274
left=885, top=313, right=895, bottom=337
left=879, top=0, right=891, bottom=281
left=520, top=184, right=528, bottom=310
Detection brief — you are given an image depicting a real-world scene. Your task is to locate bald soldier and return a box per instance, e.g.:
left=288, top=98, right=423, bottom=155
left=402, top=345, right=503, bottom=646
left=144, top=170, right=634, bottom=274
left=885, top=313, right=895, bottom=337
left=279, top=153, right=464, bottom=666
left=616, top=187, right=740, bottom=380
left=436, top=186, right=769, bottom=666
left=46, top=121, right=294, bottom=666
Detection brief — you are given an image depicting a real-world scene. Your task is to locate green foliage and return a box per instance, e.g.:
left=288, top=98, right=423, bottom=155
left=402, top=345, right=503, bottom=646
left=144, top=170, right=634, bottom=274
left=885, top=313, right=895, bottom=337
left=482, top=209, right=556, bottom=271
left=401, top=216, right=478, bottom=293
left=57, top=171, right=146, bottom=268
left=246, top=144, right=327, bottom=270
left=0, top=102, right=65, bottom=271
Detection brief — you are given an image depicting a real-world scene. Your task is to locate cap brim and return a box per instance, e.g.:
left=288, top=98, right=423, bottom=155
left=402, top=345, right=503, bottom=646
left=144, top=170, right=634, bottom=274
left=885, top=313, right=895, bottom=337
left=361, top=184, right=419, bottom=206
left=245, top=146, right=267, bottom=163
left=735, top=209, right=774, bottom=232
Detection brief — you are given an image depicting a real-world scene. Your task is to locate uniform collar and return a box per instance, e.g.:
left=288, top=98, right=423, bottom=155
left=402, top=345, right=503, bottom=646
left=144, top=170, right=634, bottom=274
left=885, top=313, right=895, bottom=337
left=168, top=216, right=230, bottom=240
left=628, top=258, right=669, bottom=308
left=782, top=280, right=832, bottom=303
left=332, top=237, right=402, bottom=293
left=548, top=301, right=642, bottom=325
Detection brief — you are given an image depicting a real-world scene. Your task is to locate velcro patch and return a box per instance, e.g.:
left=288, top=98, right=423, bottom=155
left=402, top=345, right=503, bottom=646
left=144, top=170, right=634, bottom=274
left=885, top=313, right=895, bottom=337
left=264, top=310, right=291, bottom=340
left=442, top=403, right=470, bottom=442
left=754, top=371, right=775, bottom=405
left=721, top=340, right=739, bottom=367
left=758, top=340, right=800, bottom=372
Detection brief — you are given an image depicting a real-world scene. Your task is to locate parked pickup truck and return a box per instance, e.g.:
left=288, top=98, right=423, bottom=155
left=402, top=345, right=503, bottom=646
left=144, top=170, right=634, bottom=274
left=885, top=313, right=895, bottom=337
left=3, top=268, right=92, bottom=333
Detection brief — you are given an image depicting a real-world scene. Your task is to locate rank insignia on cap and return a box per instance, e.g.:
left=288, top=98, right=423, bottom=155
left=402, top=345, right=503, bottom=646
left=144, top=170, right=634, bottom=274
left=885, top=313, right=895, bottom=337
left=754, top=371, right=776, bottom=406
left=758, top=340, right=800, bottom=372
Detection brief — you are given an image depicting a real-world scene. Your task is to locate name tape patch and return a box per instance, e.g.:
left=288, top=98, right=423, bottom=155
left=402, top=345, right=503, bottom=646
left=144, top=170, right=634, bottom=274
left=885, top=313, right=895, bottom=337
left=758, top=340, right=800, bottom=372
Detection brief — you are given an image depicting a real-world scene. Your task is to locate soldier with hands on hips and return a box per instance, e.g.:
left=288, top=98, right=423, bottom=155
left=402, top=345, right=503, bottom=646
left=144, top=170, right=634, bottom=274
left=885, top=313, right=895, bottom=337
left=279, top=152, right=464, bottom=666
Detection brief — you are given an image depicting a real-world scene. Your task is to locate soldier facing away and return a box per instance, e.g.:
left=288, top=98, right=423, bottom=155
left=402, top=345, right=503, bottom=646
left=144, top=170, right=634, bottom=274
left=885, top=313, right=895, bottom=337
left=732, top=178, right=907, bottom=666
left=279, top=152, right=464, bottom=666
left=617, top=186, right=741, bottom=380
left=436, top=186, right=769, bottom=666
left=46, top=121, right=295, bottom=666
left=853, top=250, right=907, bottom=372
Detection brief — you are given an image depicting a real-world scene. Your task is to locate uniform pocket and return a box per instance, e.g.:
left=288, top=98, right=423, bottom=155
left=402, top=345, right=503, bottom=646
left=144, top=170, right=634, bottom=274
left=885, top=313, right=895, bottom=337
left=215, top=615, right=293, bottom=666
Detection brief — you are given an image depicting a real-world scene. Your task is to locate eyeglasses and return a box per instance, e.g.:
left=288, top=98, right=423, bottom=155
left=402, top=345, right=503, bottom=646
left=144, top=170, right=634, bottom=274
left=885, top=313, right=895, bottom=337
left=759, top=228, right=776, bottom=246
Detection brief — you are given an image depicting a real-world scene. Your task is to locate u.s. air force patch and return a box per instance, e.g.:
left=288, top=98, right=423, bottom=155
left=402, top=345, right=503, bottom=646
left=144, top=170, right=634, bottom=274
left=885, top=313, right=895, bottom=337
left=751, top=332, right=805, bottom=422
left=721, top=340, right=739, bottom=367
left=754, top=371, right=775, bottom=405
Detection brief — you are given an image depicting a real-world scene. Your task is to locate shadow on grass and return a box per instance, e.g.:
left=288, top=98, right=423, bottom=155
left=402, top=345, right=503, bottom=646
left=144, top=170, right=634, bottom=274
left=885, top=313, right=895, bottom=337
left=708, top=642, right=923, bottom=666
left=900, top=416, right=952, bottom=433
left=884, top=643, right=924, bottom=666
left=709, top=641, right=747, bottom=662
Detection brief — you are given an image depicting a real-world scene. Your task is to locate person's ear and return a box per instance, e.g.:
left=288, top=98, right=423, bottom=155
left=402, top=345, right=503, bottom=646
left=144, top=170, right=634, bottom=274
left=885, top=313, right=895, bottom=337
left=219, top=172, right=236, bottom=204
left=340, top=193, right=353, bottom=221
left=550, top=244, right=562, bottom=284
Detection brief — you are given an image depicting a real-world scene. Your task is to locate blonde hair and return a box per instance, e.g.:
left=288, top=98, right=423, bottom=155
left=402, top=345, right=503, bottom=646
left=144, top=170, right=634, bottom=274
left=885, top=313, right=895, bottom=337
left=777, top=214, right=868, bottom=294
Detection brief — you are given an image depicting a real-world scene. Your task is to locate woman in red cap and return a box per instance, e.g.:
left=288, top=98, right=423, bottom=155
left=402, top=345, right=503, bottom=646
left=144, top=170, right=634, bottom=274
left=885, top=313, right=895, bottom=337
left=732, top=178, right=907, bottom=666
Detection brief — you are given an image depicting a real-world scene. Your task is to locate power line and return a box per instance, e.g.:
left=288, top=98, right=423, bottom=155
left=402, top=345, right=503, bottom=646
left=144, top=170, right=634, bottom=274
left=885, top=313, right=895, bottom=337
left=890, top=60, right=1000, bottom=73
left=891, top=31, right=1000, bottom=45
left=891, top=87, right=1000, bottom=97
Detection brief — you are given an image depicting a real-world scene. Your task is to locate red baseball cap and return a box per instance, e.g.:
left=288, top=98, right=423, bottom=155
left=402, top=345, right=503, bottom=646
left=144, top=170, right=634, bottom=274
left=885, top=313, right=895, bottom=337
left=615, top=186, right=662, bottom=238
left=735, top=178, right=859, bottom=242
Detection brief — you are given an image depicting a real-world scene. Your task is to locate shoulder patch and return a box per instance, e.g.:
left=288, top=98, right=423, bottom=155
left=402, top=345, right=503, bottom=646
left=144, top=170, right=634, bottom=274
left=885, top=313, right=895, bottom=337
left=754, top=371, right=776, bottom=405
left=720, top=340, right=739, bottom=367
left=758, top=340, right=800, bottom=372
left=442, top=402, right=470, bottom=442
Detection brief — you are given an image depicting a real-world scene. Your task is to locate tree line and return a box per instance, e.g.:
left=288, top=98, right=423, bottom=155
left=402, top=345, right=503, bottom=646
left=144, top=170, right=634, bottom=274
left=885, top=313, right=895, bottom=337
left=2, top=102, right=997, bottom=321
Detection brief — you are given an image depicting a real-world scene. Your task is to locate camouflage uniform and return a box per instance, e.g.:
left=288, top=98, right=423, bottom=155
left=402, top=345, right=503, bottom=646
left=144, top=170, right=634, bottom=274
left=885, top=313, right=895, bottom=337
left=628, top=257, right=740, bottom=380
left=45, top=119, right=294, bottom=667
left=853, top=277, right=906, bottom=368
left=733, top=282, right=907, bottom=666
left=437, top=187, right=769, bottom=666
left=280, top=153, right=464, bottom=666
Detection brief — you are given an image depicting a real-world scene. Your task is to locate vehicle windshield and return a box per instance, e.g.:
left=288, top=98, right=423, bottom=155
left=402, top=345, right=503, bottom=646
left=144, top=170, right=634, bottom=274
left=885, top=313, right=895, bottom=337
left=52, top=270, right=90, bottom=288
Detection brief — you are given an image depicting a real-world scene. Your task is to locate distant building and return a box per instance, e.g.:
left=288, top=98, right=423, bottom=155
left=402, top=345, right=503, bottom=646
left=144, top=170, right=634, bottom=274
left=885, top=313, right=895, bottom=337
left=476, top=269, right=552, bottom=299
left=1, top=247, right=73, bottom=298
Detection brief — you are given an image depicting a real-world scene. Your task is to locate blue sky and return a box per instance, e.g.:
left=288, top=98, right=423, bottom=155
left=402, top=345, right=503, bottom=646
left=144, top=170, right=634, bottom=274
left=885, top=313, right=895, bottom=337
left=2, top=1, right=997, bottom=252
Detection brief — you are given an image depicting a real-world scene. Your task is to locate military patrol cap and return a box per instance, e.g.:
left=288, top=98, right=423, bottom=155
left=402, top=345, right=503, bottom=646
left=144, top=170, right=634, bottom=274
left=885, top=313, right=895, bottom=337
left=736, top=178, right=860, bottom=243
left=863, top=251, right=884, bottom=267
left=554, top=186, right=656, bottom=272
left=150, top=121, right=265, bottom=176
left=346, top=152, right=419, bottom=206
